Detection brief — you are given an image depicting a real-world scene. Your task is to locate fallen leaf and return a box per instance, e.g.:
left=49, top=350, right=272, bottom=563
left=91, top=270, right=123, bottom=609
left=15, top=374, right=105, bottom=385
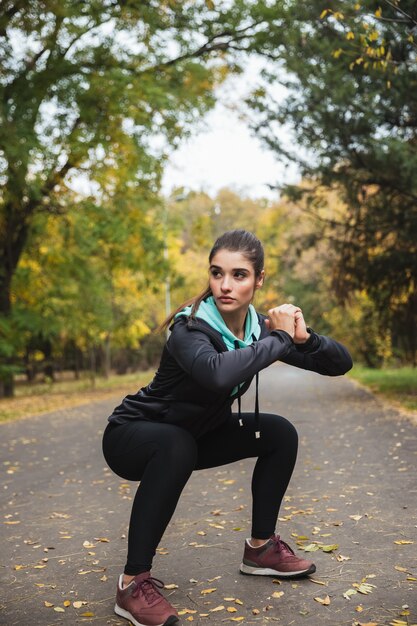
left=303, top=543, right=320, bottom=552
left=201, top=588, right=217, bottom=595
left=354, top=583, right=375, bottom=595
left=272, top=591, right=284, bottom=598
left=336, top=554, right=351, bottom=562
left=178, top=609, right=197, bottom=615
left=73, top=601, right=86, bottom=608
left=164, top=584, right=179, bottom=590
left=227, top=607, right=238, bottom=612
left=322, top=544, right=339, bottom=552
left=394, top=566, right=408, bottom=572
left=94, top=537, right=110, bottom=542
left=44, top=601, right=54, bottom=608
left=252, top=609, right=260, bottom=615
left=235, top=599, right=243, bottom=605
left=314, top=595, right=330, bottom=605
left=54, top=607, right=65, bottom=612
left=63, top=600, right=71, bottom=607
left=210, top=605, right=225, bottom=612
left=310, top=578, right=327, bottom=586
left=350, top=515, right=363, bottom=521
left=230, top=618, right=244, bottom=622
left=81, top=612, right=95, bottom=617
left=394, top=540, right=414, bottom=545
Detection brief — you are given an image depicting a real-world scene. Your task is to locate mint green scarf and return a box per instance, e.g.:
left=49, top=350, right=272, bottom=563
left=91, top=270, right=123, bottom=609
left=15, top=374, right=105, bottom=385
left=176, top=296, right=261, bottom=349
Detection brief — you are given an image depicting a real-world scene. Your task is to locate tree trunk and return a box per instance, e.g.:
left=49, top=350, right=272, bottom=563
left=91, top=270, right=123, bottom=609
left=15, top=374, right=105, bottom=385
left=104, top=335, right=111, bottom=379
left=0, top=267, right=15, bottom=397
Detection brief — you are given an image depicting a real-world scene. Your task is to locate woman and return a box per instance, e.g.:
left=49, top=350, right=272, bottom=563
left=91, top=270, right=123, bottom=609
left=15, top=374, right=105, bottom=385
left=102, top=229, right=352, bottom=626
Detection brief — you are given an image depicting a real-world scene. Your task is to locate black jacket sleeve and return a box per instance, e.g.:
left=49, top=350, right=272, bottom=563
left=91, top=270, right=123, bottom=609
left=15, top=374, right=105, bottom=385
left=280, top=328, right=353, bottom=376
left=167, top=321, right=294, bottom=392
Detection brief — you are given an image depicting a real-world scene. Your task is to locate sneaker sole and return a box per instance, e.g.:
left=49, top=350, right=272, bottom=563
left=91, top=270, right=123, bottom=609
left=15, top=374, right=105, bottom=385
left=115, top=603, right=179, bottom=626
left=239, top=563, right=316, bottom=578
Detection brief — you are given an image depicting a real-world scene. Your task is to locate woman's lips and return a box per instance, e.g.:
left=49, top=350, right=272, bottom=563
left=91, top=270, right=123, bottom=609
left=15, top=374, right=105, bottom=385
left=219, top=296, right=235, bottom=302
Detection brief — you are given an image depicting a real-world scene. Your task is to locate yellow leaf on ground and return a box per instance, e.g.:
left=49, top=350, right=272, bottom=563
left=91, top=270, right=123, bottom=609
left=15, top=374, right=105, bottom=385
left=44, top=601, right=54, bottom=607
left=63, top=600, right=71, bottom=607
left=235, top=599, right=243, bottom=605
left=54, top=607, right=65, bottom=612
left=227, top=607, right=238, bottom=612
left=314, top=595, right=330, bottom=605
left=73, top=601, right=86, bottom=608
left=210, top=605, right=225, bottom=612
left=178, top=609, right=197, bottom=615
left=201, top=588, right=217, bottom=595
left=272, top=591, right=284, bottom=598
left=164, top=584, right=179, bottom=590
left=230, top=618, right=244, bottom=622
left=394, top=540, right=414, bottom=545
left=81, top=612, right=95, bottom=617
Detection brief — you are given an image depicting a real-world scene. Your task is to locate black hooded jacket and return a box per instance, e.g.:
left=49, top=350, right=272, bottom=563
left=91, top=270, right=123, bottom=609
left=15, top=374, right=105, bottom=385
left=107, top=313, right=353, bottom=439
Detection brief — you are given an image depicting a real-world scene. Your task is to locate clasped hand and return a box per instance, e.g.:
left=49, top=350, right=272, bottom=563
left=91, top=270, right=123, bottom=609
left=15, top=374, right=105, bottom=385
left=265, top=303, right=310, bottom=344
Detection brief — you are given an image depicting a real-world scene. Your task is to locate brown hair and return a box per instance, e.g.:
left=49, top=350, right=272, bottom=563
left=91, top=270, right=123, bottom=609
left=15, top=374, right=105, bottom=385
left=158, top=229, right=264, bottom=332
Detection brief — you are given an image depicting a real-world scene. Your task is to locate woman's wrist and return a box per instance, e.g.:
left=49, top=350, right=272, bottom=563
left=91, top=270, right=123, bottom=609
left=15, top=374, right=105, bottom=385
left=293, top=331, right=311, bottom=345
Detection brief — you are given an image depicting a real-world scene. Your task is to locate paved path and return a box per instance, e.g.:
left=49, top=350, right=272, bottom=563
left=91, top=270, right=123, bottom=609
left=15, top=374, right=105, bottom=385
left=1, top=364, right=416, bottom=626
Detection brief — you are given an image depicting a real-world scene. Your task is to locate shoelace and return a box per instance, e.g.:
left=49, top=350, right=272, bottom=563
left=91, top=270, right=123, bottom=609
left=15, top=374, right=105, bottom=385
left=131, top=576, right=165, bottom=604
left=271, top=535, right=296, bottom=556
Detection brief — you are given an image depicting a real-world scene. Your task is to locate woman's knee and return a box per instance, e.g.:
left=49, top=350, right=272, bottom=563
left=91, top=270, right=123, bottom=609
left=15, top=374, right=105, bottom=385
left=260, top=413, right=298, bottom=449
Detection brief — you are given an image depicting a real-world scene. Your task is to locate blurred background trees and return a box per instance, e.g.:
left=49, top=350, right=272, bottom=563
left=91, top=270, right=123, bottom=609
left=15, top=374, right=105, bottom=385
left=1, top=0, right=416, bottom=397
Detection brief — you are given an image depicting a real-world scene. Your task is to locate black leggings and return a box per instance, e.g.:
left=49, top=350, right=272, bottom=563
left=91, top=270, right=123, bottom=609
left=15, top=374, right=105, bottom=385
left=102, top=412, right=298, bottom=575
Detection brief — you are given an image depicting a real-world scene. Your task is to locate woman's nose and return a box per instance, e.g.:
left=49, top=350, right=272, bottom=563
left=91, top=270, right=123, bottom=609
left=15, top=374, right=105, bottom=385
left=221, top=277, right=232, bottom=291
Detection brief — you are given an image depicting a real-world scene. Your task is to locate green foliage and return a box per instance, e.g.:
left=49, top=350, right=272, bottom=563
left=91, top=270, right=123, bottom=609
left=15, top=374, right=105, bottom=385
left=0, top=0, right=286, bottom=393
left=244, top=0, right=417, bottom=364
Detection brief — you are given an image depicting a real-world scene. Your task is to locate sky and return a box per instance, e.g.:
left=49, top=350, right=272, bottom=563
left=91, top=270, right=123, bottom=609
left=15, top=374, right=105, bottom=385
left=161, top=58, right=300, bottom=202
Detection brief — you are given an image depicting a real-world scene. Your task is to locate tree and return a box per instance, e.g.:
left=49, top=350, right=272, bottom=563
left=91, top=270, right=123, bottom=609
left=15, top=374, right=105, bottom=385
left=244, top=0, right=417, bottom=365
left=0, top=0, right=289, bottom=395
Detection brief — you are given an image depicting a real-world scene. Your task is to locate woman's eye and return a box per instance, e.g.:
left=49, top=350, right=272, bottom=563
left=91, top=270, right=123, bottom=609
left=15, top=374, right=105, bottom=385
left=235, top=272, right=246, bottom=279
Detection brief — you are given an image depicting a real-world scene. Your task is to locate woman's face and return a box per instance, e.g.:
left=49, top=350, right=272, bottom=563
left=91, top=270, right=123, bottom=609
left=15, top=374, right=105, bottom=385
left=209, top=249, right=264, bottom=316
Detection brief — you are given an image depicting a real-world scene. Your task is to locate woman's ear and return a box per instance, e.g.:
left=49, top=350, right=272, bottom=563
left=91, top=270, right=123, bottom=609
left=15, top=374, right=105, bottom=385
left=255, top=270, right=265, bottom=289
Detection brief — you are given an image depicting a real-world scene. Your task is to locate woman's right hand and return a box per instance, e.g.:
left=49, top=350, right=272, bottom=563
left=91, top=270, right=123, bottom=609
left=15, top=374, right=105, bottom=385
left=266, top=304, right=301, bottom=339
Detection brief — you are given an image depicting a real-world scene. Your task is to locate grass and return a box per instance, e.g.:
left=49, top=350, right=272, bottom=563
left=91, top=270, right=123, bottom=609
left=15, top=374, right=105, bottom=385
left=348, top=365, right=417, bottom=413
left=0, top=370, right=154, bottom=423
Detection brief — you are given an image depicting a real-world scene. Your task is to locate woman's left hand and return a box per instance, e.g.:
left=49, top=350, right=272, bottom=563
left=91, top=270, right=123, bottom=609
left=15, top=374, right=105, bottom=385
left=293, top=309, right=311, bottom=344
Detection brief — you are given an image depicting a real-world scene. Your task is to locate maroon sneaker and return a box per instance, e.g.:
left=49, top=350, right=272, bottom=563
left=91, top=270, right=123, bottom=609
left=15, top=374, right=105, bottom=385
left=240, top=535, right=316, bottom=578
left=114, top=571, right=179, bottom=626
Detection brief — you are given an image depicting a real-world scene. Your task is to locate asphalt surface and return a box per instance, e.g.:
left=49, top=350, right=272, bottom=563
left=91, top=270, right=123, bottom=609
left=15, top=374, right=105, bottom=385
left=1, top=363, right=416, bottom=626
